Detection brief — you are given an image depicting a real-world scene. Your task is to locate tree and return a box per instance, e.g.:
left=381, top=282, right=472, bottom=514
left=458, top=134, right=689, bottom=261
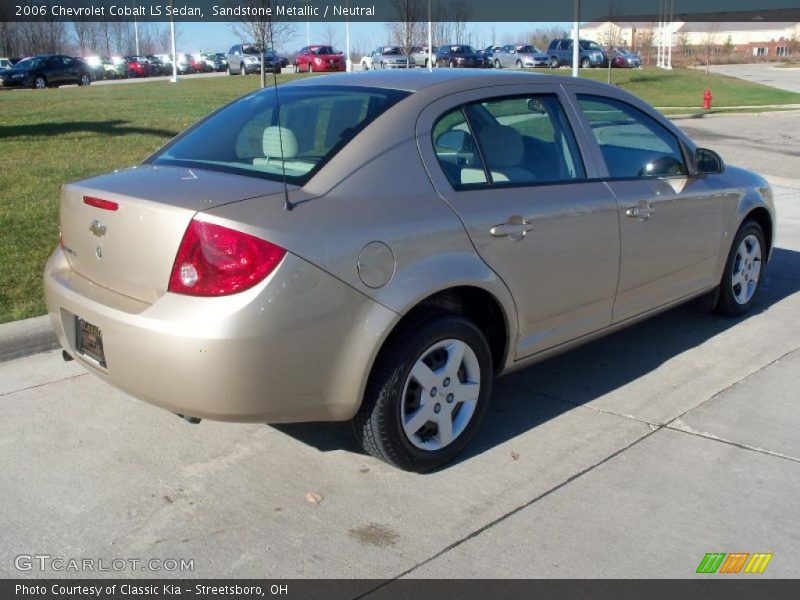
left=700, top=24, right=720, bottom=76
left=228, top=0, right=298, bottom=88
left=390, top=0, right=422, bottom=67
left=601, top=23, right=625, bottom=83
left=638, top=25, right=656, bottom=65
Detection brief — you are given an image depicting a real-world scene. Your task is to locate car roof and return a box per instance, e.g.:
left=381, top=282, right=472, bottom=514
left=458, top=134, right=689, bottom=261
left=285, top=69, right=614, bottom=94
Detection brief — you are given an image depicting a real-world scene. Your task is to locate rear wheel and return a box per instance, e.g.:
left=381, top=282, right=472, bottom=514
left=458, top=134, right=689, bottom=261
left=715, top=220, right=766, bottom=316
left=354, top=315, right=493, bottom=472
left=79, top=74, right=91, bottom=86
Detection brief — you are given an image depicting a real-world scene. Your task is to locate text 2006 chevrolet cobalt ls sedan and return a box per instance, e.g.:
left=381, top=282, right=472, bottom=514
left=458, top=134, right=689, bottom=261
left=46, top=71, right=774, bottom=471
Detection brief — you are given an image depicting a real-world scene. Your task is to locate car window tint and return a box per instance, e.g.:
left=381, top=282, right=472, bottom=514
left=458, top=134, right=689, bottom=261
left=151, top=86, right=409, bottom=185
left=577, top=95, right=687, bottom=178
left=464, top=95, right=586, bottom=185
left=432, top=108, right=486, bottom=187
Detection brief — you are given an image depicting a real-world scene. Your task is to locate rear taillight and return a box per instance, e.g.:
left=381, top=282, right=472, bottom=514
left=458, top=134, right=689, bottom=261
left=168, top=220, right=285, bottom=297
left=83, top=196, right=118, bottom=211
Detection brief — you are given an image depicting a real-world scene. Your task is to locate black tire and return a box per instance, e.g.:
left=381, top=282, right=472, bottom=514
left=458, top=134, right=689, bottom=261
left=494, top=59, right=501, bottom=69
left=353, top=314, right=493, bottom=472
left=715, top=219, right=767, bottom=317
left=33, top=76, right=46, bottom=89
left=516, top=59, right=523, bottom=68
left=79, top=73, right=91, bottom=86
left=581, top=57, right=592, bottom=68
left=227, top=65, right=233, bottom=76
left=549, top=57, right=559, bottom=68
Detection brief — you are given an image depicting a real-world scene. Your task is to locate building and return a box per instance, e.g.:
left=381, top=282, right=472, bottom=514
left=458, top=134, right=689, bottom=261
left=580, top=21, right=800, bottom=59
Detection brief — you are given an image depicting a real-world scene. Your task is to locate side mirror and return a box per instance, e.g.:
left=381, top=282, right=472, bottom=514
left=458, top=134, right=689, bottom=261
left=436, top=130, right=473, bottom=153
left=695, top=148, right=724, bottom=175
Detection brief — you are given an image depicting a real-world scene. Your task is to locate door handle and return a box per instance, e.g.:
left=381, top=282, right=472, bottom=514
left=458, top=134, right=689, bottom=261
left=490, top=217, right=533, bottom=241
left=625, top=201, right=655, bottom=222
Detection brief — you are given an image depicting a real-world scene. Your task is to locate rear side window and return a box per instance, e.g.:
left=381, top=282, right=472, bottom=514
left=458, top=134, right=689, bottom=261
left=150, top=85, right=410, bottom=185
left=432, top=94, right=585, bottom=188
left=577, top=94, right=687, bottom=179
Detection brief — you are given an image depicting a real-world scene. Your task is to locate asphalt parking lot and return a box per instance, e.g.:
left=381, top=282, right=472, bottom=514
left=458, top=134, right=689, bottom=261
left=1, top=112, right=799, bottom=580
left=706, top=63, right=800, bottom=94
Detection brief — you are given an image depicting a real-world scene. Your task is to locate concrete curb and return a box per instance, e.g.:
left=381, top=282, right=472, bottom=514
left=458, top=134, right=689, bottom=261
left=0, top=316, right=59, bottom=363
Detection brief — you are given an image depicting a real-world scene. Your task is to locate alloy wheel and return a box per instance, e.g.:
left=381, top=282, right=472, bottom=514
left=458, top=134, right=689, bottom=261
left=731, top=234, right=762, bottom=305
left=401, top=339, right=481, bottom=451
left=34, top=77, right=46, bottom=89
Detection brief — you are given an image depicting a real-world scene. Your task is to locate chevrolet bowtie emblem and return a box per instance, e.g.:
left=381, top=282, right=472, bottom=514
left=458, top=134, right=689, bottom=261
left=89, top=220, right=107, bottom=237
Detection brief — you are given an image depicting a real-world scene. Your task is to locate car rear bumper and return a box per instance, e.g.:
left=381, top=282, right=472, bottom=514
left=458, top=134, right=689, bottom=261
left=44, top=247, right=398, bottom=423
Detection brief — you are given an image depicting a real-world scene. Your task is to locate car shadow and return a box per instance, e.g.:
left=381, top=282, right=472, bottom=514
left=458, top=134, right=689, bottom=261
left=272, top=247, right=800, bottom=469
left=0, top=120, right=178, bottom=139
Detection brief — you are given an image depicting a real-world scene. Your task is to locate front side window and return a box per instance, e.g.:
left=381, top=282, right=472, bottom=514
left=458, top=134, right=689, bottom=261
left=432, top=94, right=586, bottom=188
left=149, top=85, right=410, bottom=185
left=576, top=94, right=687, bottom=179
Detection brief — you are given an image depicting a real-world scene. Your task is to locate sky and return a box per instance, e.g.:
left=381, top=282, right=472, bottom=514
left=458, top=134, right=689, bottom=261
left=177, top=21, right=568, bottom=54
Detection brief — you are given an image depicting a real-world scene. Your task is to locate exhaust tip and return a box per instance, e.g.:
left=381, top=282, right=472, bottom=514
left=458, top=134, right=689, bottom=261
left=62, top=350, right=74, bottom=362
left=176, top=413, right=202, bottom=425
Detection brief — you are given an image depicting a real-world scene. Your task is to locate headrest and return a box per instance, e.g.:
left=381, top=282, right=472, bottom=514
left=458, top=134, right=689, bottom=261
left=262, top=126, right=298, bottom=159
left=479, top=125, right=524, bottom=168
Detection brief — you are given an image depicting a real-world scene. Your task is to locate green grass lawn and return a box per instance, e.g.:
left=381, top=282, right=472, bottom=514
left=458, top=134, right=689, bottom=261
left=577, top=66, right=800, bottom=107
left=1, top=67, right=798, bottom=324
left=0, top=74, right=310, bottom=323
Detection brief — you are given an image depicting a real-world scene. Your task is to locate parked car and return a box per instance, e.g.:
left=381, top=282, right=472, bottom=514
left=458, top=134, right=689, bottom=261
left=0, top=57, right=12, bottom=70
left=295, top=45, right=345, bottom=72
left=212, top=52, right=228, bottom=72
left=123, top=56, right=151, bottom=78
left=410, top=45, right=437, bottom=68
left=227, top=43, right=263, bottom=75
left=189, top=53, right=214, bottom=73
left=546, top=38, right=607, bottom=68
left=143, top=55, right=167, bottom=76
left=100, top=56, right=127, bottom=79
left=173, top=54, right=195, bottom=75
left=45, top=71, right=774, bottom=472
left=360, top=46, right=413, bottom=70
left=81, top=56, right=106, bottom=80
left=435, top=45, right=485, bottom=68
left=480, top=45, right=502, bottom=67
left=492, top=44, right=548, bottom=69
left=0, top=55, right=92, bottom=89
left=611, top=48, right=642, bottom=68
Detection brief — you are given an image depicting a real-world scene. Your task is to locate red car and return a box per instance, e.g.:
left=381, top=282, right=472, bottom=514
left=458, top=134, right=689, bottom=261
left=123, top=56, right=151, bottom=78
left=294, top=45, right=345, bottom=72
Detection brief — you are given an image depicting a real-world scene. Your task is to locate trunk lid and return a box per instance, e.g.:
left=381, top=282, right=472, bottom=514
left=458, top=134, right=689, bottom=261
left=59, top=165, right=287, bottom=303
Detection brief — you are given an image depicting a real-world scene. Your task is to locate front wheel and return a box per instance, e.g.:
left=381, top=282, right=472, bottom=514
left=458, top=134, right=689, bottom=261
left=494, top=59, right=501, bottom=69
left=580, top=57, right=592, bottom=69
left=79, top=74, right=91, bottom=86
left=33, top=76, right=46, bottom=89
left=353, top=315, right=493, bottom=472
left=715, top=220, right=766, bottom=316
left=516, top=59, right=523, bottom=68
left=549, top=57, right=559, bottom=69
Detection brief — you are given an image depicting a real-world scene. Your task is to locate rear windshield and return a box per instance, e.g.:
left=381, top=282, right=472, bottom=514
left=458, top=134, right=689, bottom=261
left=149, top=85, right=410, bottom=185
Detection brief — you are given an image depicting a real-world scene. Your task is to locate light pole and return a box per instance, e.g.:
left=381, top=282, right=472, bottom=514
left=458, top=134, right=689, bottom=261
left=428, top=0, right=433, bottom=72
left=572, top=0, right=580, bottom=78
left=345, top=2, right=351, bottom=72
left=170, top=0, right=178, bottom=82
